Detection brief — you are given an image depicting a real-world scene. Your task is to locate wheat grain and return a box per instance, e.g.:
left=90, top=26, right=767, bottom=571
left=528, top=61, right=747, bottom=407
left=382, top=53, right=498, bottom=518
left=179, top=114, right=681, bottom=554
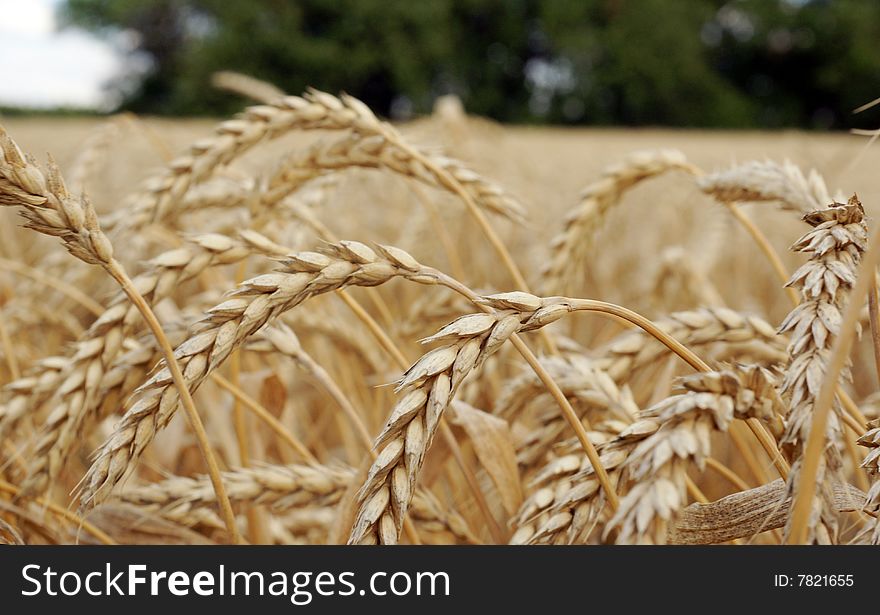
left=1, top=126, right=116, bottom=268
left=348, top=294, right=575, bottom=544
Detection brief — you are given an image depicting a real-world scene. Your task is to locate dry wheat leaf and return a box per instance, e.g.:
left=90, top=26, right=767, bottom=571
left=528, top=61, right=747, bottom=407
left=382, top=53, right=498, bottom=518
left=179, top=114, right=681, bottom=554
left=449, top=401, right=522, bottom=515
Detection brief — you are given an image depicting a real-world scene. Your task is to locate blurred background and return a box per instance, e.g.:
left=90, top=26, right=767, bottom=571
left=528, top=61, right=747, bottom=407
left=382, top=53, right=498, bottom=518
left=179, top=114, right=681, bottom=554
left=1, top=0, right=878, bottom=129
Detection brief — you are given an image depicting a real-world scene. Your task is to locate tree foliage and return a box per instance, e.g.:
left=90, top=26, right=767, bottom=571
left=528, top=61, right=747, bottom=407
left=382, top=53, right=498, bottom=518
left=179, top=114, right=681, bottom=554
left=60, top=0, right=880, bottom=127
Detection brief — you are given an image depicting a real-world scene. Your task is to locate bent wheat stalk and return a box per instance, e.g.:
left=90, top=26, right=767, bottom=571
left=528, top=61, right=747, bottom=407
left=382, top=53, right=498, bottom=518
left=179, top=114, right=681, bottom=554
left=348, top=292, right=786, bottom=544
left=77, top=241, right=453, bottom=507
left=0, top=125, right=240, bottom=543
left=542, top=149, right=699, bottom=295
left=263, top=133, right=526, bottom=222
left=111, top=89, right=383, bottom=232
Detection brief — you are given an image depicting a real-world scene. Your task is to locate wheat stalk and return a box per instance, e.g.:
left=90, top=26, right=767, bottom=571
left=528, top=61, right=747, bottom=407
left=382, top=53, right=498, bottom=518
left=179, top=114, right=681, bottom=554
left=593, top=307, right=787, bottom=383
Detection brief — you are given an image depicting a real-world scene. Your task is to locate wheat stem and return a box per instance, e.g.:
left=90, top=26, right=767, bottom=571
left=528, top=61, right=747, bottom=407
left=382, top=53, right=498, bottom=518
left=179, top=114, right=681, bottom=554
left=106, top=265, right=242, bottom=544
left=0, top=317, right=19, bottom=379
left=0, top=256, right=105, bottom=316
left=869, top=273, right=880, bottom=387
left=209, top=373, right=317, bottom=464
left=723, top=203, right=801, bottom=306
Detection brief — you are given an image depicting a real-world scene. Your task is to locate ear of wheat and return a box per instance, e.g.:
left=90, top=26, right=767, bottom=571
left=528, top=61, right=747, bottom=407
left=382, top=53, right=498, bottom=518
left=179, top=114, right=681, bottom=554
left=115, top=462, right=476, bottom=545
left=594, top=307, right=787, bottom=383
left=109, top=90, right=384, bottom=233
left=513, top=364, right=783, bottom=544
left=698, top=159, right=831, bottom=212
left=606, top=367, right=782, bottom=544
left=778, top=196, right=867, bottom=544
left=542, top=149, right=698, bottom=295
left=264, top=133, right=527, bottom=223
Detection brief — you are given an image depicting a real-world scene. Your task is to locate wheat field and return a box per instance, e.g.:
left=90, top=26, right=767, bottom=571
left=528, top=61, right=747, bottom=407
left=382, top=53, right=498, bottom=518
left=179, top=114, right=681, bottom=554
left=1, top=85, right=880, bottom=546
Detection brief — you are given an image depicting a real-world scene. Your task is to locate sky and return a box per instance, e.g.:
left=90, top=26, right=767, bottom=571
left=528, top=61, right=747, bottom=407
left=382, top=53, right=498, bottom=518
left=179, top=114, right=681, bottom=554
left=0, top=0, right=124, bottom=109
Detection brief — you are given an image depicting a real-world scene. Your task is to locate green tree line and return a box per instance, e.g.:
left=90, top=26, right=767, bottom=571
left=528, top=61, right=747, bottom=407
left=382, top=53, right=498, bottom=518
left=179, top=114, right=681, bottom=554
left=61, top=0, right=880, bottom=128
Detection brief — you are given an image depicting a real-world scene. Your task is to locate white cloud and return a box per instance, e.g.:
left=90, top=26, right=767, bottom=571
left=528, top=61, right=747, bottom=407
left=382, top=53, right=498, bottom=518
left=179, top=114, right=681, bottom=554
left=0, top=0, right=124, bottom=109
left=0, top=0, right=55, bottom=36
